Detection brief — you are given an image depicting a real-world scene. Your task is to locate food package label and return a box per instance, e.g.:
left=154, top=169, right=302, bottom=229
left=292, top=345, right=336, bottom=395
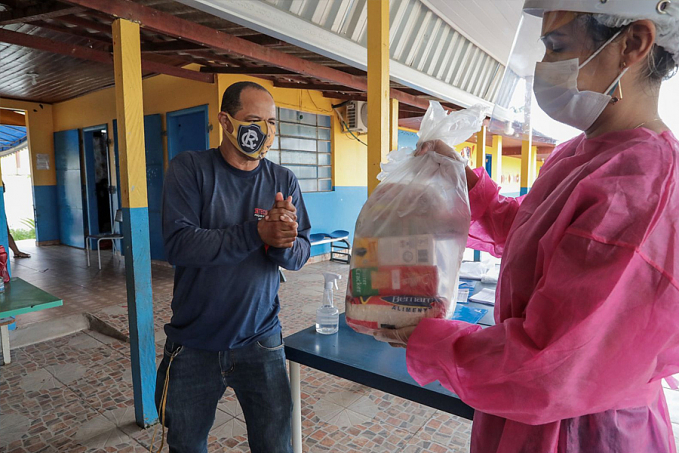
left=377, top=235, right=437, bottom=266
left=351, top=266, right=438, bottom=297
left=345, top=295, right=448, bottom=332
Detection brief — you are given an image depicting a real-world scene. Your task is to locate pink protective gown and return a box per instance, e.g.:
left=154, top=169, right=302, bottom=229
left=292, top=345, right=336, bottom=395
left=406, top=128, right=679, bottom=453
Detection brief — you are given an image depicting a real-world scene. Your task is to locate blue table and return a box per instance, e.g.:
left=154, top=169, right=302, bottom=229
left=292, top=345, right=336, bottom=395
left=285, top=287, right=495, bottom=453
left=0, top=278, right=63, bottom=365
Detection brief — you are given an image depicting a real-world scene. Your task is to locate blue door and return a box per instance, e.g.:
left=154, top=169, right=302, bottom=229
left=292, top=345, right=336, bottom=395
left=112, top=115, right=165, bottom=260
left=166, top=105, right=209, bottom=161
left=54, top=129, right=85, bottom=248
left=485, top=154, right=493, bottom=177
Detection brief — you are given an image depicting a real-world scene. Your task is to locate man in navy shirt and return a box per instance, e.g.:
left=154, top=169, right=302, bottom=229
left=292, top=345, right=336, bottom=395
left=156, top=81, right=311, bottom=452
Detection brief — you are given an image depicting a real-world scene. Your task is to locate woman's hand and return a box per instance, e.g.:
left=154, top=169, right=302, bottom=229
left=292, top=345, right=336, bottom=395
left=415, top=140, right=480, bottom=191
left=372, top=326, right=418, bottom=348
left=414, top=139, right=461, bottom=161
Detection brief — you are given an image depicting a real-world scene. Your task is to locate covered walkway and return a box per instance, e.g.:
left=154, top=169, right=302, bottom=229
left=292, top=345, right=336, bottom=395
left=2, top=243, right=476, bottom=452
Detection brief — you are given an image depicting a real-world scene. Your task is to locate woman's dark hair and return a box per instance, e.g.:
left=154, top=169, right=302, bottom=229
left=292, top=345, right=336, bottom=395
left=582, top=15, right=678, bottom=84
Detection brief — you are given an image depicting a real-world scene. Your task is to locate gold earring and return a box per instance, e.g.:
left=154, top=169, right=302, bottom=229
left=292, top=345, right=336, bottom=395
left=612, top=62, right=626, bottom=104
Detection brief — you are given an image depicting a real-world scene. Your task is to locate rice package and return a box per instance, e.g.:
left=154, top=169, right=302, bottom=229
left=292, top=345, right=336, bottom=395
left=345, top=102, right=485, bottom=335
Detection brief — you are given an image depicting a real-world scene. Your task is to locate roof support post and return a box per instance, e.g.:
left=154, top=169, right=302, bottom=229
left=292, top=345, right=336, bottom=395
left=520, top=138, right=535, bottom=196
left=112, top=18, right=157, bottom=428
left=367, top=0, right=390, bottom=195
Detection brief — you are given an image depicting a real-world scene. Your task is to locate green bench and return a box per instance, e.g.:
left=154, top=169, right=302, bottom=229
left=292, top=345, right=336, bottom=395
left=0, top=278, right=63, bottom=365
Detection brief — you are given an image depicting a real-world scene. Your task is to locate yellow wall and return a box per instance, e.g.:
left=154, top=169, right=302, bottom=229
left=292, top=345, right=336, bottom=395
left=500, top=156, right=522, bottom=194
left=48, top=69, right=366, bottom=190
left=0, top=99, right=55, bottom=186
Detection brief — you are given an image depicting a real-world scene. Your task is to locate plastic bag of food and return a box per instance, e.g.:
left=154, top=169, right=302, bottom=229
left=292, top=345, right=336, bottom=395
left=345, top=101, right=486, bottom=335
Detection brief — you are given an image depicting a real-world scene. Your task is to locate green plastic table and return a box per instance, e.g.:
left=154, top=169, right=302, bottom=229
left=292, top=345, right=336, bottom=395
left=0, top=277, right=63, bottom=365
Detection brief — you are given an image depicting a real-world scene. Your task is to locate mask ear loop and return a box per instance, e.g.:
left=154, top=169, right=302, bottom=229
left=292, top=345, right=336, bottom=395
left=578, top=29, right=624, bottom=70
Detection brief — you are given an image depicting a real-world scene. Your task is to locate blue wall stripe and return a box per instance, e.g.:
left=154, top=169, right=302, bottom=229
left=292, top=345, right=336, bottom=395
left=303, top=186, right=367, bottom=257
left=0, top=186, right=10, bottom=276
left=520, top=187, right=529, bottom=196
left=1, top=190, right=13, bottom=330
left=121, top=206, right=158, bottom=426
left=33, top=185, right=59, bottom=242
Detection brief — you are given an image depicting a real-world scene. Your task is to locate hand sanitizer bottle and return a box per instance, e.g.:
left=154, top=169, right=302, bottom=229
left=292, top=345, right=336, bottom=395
left=316, top=272, right=342, bottom=335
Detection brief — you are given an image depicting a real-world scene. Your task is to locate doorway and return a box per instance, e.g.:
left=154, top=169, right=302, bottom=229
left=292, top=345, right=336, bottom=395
left=82, top=125, right=112, bottom=242
left=167, top=104, right=209, bottom=161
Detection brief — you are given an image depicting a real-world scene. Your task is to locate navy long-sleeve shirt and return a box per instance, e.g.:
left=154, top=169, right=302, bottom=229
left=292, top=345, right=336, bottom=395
left=162, top=148, right=311, bottom=351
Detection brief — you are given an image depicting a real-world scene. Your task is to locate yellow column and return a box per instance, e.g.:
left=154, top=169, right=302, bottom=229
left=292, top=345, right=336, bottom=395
left=520, top=138, right=534, bottom=196
left=475, top=125, right=487, bottom=171
left=490, top=135, right=502, bottom=182
left=112, top=18, right=157, bottom=428
left=532, top=148, right=539, bottom=182
left=113, top=19, right=147, bottom=211
left=390, top=98, right=399, bottom=152
left=367, top=0, right=390, bottom=195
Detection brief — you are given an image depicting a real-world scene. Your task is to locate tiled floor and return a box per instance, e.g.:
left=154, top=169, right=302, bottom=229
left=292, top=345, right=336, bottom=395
left=2, top=241, right=679, bottom=452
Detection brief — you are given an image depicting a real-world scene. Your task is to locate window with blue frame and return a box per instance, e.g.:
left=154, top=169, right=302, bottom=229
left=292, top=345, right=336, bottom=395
left=266, top=107, right=332, bottom=192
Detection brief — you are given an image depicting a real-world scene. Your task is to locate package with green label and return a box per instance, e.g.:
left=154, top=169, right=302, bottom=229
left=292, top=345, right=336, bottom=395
left=350, top=266, right=439, bottom=297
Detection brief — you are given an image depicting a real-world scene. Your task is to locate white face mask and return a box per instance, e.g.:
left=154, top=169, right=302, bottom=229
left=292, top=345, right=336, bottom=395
left=533, top=30, right=629, bottom=131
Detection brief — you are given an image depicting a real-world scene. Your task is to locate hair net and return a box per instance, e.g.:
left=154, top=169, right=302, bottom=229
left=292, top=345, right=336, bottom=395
left=595, top=5, right=679, bottom=65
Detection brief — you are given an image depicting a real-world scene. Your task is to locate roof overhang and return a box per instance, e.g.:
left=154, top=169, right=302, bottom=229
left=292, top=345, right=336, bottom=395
left=176, top=0, right=493, bottom=110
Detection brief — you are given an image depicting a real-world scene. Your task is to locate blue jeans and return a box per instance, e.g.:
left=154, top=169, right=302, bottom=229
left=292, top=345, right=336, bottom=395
left=155, top=332, right=293, bottom=453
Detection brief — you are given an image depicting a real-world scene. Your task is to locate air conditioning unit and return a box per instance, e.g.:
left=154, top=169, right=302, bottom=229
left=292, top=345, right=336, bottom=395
left=346, top=101, right=368, bottom=133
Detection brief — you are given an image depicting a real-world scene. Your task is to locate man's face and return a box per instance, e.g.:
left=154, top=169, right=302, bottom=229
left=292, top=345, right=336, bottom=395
left=219, top=88, right=276, bottom=160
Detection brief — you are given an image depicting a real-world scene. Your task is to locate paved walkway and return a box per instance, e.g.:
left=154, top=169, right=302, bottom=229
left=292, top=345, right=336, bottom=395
left=2, top=241, right=679, bottom=452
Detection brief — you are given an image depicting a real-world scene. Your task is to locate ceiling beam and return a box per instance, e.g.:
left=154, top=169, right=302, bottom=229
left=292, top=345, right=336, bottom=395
left=187, top=50, right=243, bottom=66
left=322, top=92, right=367, bottom=102
left=30, top=19, right=112, bottom=47
left=200, top=66, right=296, bottom=75
left=61, top=0, right=436, bottom=111
left=0, top=109, right=26, bottom=126
left=0, top=28, right=214, bottom=84
left=0, top=4, right=84, bottom=25
left=240, top=35, right=283, bottom=47
left=56, top=14, right=111, bottom=34
left=273, top=81, right=361, bottom=92
left=140, top=40, right=206, bottom=53
left=503, top=147, right=522, bottom=156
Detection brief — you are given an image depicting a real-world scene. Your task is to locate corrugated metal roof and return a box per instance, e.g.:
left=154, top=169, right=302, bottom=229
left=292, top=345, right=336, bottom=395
left=261, top=0, right=505, bottom=103
left=0, top=125, right=27, bottom=155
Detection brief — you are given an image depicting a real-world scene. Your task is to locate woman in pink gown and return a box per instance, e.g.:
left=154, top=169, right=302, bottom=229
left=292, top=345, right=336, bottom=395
left=375, top=3, right=679, bottom=452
